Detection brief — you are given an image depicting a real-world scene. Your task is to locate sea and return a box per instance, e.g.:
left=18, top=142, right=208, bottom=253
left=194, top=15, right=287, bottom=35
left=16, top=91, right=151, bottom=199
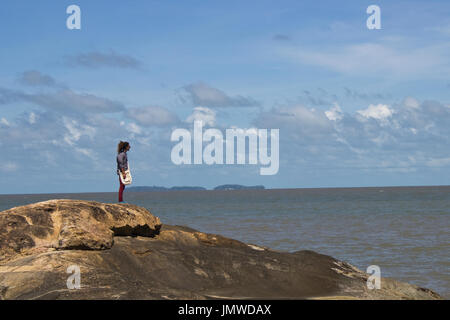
left=1, top=186, right=449, bottom=298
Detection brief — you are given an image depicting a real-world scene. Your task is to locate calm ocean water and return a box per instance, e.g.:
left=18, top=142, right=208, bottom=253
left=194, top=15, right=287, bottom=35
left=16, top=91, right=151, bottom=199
left=1, top=186, right=449, bottom=298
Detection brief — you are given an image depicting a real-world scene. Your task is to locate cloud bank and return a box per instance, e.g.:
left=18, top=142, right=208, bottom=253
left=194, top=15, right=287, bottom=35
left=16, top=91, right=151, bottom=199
left=180, top=82, right=260, bottom=108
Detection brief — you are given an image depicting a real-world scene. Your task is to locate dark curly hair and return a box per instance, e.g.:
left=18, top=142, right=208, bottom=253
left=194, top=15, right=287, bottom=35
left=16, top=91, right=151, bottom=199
left=117, top=141, right=130, bottom=154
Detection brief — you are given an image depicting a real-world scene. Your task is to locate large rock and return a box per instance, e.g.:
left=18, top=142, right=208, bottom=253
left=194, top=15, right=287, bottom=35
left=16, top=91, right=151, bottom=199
left=0, top=199, right=161, bottom=259
left=0, top=200, right=442, bottom=300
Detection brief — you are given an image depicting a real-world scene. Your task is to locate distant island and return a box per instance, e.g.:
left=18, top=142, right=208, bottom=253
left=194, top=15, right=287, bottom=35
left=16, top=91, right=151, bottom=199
left=126, top=186, right=207, bottom=192
left=213, top=184, right=265, bottom=190
left=126, top=184, right=265, bottom=192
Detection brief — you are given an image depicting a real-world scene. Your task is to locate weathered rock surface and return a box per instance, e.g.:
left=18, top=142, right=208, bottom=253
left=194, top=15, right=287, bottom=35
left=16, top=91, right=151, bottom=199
left=0, top=200, right=442, bottom=300
left=0, top=199, right=161, bottom=258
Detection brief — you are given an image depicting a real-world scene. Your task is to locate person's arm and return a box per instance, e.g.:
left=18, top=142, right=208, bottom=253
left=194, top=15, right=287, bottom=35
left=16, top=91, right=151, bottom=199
left=123, top=153, right=128, bottom=178
left=118, top=153, right=127, bottom=178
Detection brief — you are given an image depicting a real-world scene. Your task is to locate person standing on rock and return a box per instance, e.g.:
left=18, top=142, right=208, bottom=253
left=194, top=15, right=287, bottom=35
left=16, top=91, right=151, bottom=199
left=117, top=141, right=131, bottom=203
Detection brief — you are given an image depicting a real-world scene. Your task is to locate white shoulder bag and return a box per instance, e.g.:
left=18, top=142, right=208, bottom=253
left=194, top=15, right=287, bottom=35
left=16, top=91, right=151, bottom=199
left=119, top=162, right=132, bottom=185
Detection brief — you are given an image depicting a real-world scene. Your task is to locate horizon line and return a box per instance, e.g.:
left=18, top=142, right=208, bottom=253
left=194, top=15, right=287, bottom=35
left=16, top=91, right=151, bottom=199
left=1, top=184, right=449, bottom=196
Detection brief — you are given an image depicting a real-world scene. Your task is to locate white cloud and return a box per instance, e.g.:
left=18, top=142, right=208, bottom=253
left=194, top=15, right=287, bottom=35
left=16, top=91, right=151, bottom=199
left=403, top=97, right=420, bottom=110
left=126, top=105, right=178, bottom=127
left=325, top=103, right=343, bottom=121
left=62, top=117, right=96, bottom=146
left=0, top=87, right=125, bottom=114
left=0, top=117, right=10, bottom=126
left=181, top=82, right=259, bottom=108
left=357, top=104, right=394, bottom=121
left=278, top=41, right=450, bottom=77
left=253, top=97, right=450, bottom=174
left=186, top=106, right=216, bottom=127
left=74, top=147, right=96, bottom=160
left=255, top=104, right=332, bottom=138
left=127, top=122, right=143, bottom=135
left=28, top=112, right=37, bottom=124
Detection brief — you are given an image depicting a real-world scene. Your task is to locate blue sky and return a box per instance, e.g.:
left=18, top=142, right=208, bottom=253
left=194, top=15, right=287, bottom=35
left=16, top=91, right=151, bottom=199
left=1, top=0, right=450, bottom=194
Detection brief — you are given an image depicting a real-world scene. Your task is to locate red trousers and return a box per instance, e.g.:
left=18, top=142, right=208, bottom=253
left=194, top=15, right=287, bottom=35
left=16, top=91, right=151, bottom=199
left=118, top=176, right=125, bottom=202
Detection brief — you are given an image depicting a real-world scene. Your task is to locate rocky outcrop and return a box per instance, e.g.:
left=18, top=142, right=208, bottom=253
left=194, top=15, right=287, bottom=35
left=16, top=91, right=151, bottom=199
left=0, top=200, right=161, bottom=259
left=0, top=200, right=442, bottom=300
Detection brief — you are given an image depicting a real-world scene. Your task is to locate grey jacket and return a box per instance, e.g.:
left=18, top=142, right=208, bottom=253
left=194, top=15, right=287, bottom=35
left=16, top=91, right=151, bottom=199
left=116, top=151, right=128, bottom=175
